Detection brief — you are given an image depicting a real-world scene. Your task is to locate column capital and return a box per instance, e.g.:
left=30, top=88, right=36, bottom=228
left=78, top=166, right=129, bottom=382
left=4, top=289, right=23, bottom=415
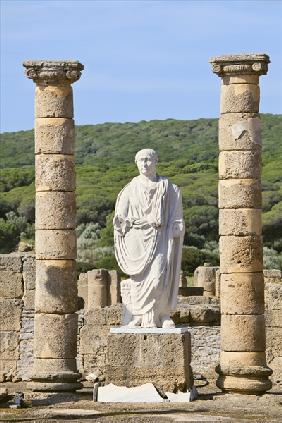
left=23, top=60, right=84, bottom=84
left=210, top=54, right=270, bottom=77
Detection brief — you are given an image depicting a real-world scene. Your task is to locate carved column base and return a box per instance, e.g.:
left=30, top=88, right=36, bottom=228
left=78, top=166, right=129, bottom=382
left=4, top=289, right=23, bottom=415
left=28, top=372, right=81, bottom=392
left=216, top=365, right=272, bottom=394
left=28, top=358, right=82, bottom=391
left=28, top=381, right=82, bottom=392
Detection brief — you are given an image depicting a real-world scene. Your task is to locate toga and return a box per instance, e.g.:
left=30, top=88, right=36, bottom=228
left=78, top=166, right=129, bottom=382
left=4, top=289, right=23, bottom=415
left=113, top=174, right=184, bottom=327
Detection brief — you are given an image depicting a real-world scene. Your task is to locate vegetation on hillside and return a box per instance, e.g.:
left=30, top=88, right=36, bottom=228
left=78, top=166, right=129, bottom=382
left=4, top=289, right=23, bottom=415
left=1, top=114, right=281, bottom=272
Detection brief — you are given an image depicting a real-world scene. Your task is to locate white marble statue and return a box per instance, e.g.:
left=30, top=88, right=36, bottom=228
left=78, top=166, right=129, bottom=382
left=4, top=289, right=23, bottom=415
left=113, top=149, right=185, bottom=328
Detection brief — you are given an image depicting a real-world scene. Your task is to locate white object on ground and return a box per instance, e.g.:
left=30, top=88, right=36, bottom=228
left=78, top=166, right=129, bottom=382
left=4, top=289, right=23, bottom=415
left=98, top=383, right=163, bottom=403
left=97, top=383, right=198, bottom=403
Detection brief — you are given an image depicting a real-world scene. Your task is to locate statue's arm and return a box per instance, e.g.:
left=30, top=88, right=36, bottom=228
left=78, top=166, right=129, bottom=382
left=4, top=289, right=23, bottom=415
left=113, top=185, right=132, bottom=236
left=172, top=185, right=185, bottom=238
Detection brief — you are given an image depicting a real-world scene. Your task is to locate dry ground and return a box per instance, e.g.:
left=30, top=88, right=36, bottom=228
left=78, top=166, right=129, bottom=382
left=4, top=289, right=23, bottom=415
left=0, top=384, right=281, bottom=422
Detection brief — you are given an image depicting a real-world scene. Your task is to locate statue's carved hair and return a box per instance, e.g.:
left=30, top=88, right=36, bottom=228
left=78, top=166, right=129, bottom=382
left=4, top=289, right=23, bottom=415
left=135, top=149, right=158, bottom=164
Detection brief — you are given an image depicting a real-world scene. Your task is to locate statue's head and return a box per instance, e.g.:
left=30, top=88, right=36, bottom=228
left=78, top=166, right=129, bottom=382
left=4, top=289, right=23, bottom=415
left=135, top=149, right=158, bottom=178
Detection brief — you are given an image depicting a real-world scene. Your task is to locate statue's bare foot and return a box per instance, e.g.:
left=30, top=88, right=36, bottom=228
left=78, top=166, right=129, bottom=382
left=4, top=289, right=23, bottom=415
left=161, top=316, right=175, bottom=329
left=127, top=316, right=142, bottom=327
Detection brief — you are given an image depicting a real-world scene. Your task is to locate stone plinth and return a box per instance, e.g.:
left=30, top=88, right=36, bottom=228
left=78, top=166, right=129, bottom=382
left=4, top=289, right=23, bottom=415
left=106, top=327, right=192, bottom=392
left=23, top=60, right=83, bottom=391
left=210, top=53, right=272, bottom=394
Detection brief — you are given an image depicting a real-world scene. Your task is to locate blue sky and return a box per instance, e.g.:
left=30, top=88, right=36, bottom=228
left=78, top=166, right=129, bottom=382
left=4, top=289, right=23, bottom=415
left=1, top=0, right=282, bottom=132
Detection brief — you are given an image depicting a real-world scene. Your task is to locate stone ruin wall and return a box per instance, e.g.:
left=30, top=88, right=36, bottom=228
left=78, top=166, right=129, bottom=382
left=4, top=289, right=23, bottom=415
left=0, top=253, right=281, bottom=389
left=0, top=254, right=35, bottom=382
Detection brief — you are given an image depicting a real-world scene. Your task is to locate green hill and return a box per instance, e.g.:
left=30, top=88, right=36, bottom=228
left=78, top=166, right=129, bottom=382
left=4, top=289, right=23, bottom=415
left=1, top=114, right=281, bottom=272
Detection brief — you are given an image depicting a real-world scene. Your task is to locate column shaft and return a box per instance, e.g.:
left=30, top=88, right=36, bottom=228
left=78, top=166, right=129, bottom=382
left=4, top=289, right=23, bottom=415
left=23, top=61, right=84, bottom=391
left=210, top=54, right=272, bottom=394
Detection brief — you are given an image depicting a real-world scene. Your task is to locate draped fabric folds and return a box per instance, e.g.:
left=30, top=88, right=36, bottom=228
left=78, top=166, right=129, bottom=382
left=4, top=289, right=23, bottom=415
left=114, top=175, right=184, bottom=327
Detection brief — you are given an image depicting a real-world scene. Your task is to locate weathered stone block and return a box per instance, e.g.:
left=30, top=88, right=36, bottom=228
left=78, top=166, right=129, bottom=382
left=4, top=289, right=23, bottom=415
left=265, top=283, right=282, bottom=310
left=220, top=84, right=259, bottom=113
left=220, top=273, right=264, bottom=315
left=220, top=351, right=267, bottom=368
left=221, top=314, right=266, bottom=351
left=0, top=270, right=23, bottom=298
left=219, top=150, right=261, bottom=179
left=194, top=265, right=219, bottom=295
left=219, top=113, right=261, bottom=151
left=84, top=305, right=123, bottom=327
left=173, top=304, right=220, bottom=326
left=219, top=209, right=261, bottom=236
left=189, top=326, right=220, bottom=379
left=268, top=356, right=282, bottom=386
left=263, top=269, right=282, bottom=284
left=220, top=236, right=263, bottom=273
left=0, top=332, right=19, bottom=359
left=83, top=352, right=108, bottom=377
left=265, top=309, right=282, bottom=328
left=35, top=84, right=73, bottom=118
left=35, top=260, right=77, bottom=313
left=35, top=117, right=74, bottom=154
left=21, top=316, right=34, bottom=333
left=266, top=327, right=282, bottom=363
left=36, top=230, right=76, bottom=260
left=106, top=331, right=192, bottom=392
left=109, top=270, right=121, bottom=305
left=77, top=272, right=88, bottom=310
left=219, top=179, right=261, bottom=209
left=36, top=191, right=76, bottom=229
left=87, top=269, right=109, bottom=310
left=178, top=295, right=217, bottom=305
left=23, top=255, right=36, bottom=290
left=0, top=254, right=22, bottom=272
left=33, top=358, right=77, bottom=374
left=34, top=313, right=77, bottom=359
left=0, top=299, right=22, bottom=331
left=35, top=154, right=75, bottom=192
left=80, top=325, right=108, bottom=355
left=0, top=360, right=17, bottom=382
left=23, top=289, right=35, bottom=310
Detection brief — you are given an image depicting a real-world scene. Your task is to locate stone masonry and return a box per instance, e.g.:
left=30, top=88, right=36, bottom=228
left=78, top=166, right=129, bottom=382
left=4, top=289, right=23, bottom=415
left=0, top=255, right=23, bottom=382
left=0, top=255, right=281, bottom=390
left=210, top=54, right=272, bottom=394
left=0, top=254, right=35, bottom=382
left=23, top=60, right=84, bottom=391
left=264, top=270, right=282, bottom=389
left=106, top=329, right=192, bottom=392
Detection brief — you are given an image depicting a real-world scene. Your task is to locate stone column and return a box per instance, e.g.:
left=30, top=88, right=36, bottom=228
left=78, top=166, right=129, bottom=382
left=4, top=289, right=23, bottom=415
left=87, top=269, right=109, bottom=310
left=194, top=263, right=218, bottom=297
left=23, top=61, right=84, bottom=391
left=210, top=54, right=272, bottom=394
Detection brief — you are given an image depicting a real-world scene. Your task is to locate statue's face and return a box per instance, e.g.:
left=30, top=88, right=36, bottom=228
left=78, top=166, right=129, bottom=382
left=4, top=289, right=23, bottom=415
left=136, top=154, right=157, bottom=177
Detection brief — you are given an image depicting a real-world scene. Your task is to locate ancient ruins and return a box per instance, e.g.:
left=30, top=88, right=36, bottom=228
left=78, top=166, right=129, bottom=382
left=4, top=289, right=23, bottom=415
left=0, top=55, right=281, bottom=414
left=22, top=60, right=84, bottom=392
left=210, top=53, right=272, bottom=394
